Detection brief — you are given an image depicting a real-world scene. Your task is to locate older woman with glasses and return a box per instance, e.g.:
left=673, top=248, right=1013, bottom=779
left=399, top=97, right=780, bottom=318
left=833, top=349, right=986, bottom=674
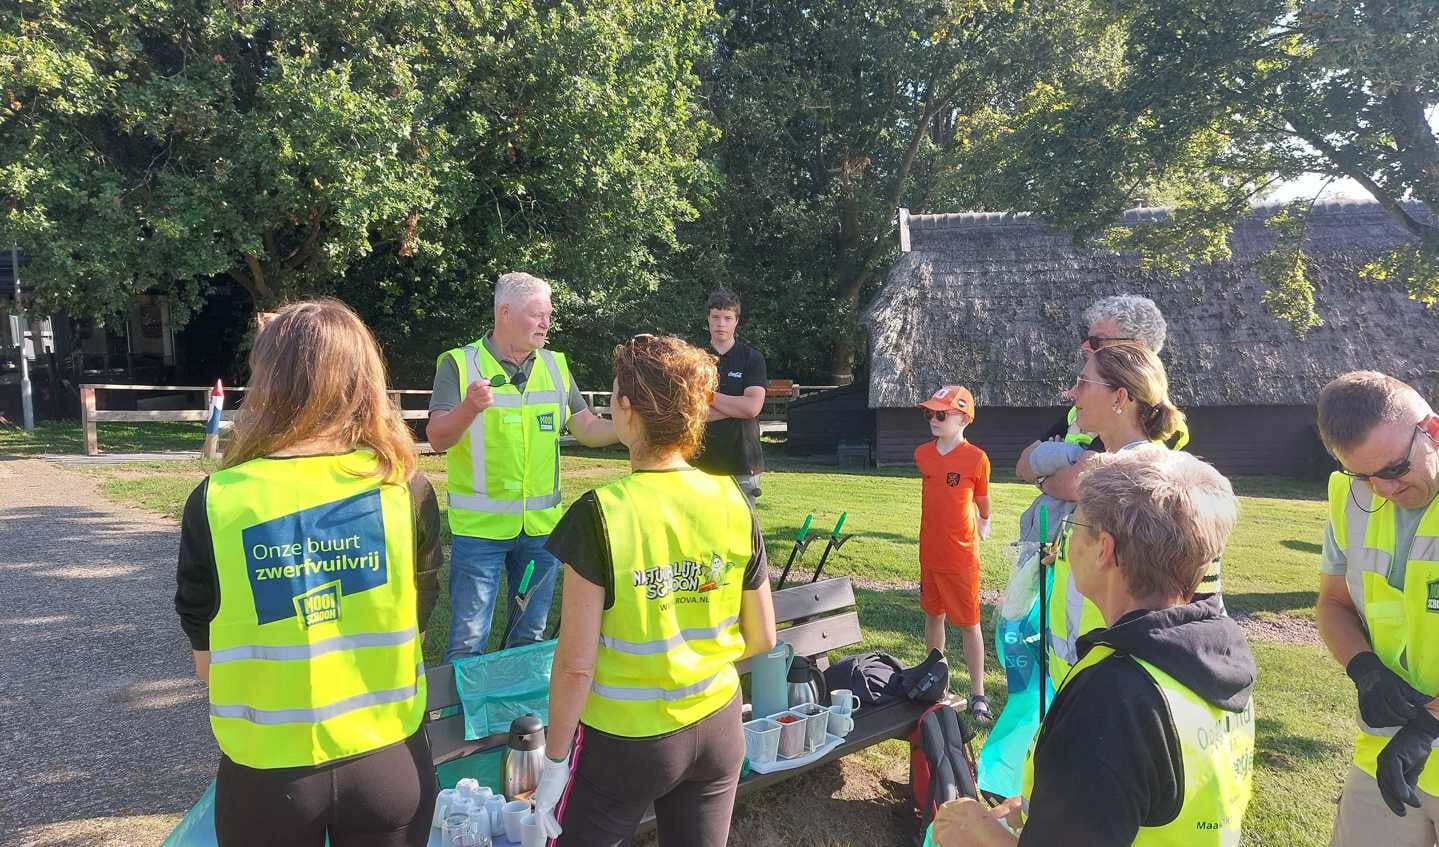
left=530, top=334, right=777, bottom=847
left=934, top=447, right=1256, bottom=847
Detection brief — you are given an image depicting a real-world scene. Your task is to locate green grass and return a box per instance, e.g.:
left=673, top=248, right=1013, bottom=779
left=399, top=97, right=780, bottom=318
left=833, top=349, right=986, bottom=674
left=67, top=451, right=1347, bottom=846
left=0, top=419, right=204, bottom=455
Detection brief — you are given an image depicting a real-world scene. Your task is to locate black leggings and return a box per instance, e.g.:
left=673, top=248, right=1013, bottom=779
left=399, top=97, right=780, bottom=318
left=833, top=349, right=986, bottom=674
left=555, top=693, right=744, bottom=847
left=215, top=728, right=438, bottom=847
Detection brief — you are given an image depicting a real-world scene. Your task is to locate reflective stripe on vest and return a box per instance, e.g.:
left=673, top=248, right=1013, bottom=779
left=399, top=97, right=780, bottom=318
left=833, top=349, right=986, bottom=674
left=205, top=451, right=425, bottom=769
left=581, top=470, right=750, bottom=736
left=1022, top=645, right=1254, bottom=846
left=442, top=342, right=570, bottom=537
left=1329, top=473, right=1439, bottom=790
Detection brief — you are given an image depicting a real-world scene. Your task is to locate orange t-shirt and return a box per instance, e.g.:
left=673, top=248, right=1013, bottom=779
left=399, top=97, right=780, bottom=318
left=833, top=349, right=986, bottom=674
left=915, top=440, right=990, bottom=571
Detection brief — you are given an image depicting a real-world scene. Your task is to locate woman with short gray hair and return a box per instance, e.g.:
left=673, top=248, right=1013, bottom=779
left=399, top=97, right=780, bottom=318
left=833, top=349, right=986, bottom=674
left=934, top=447, right=1256, bottom=847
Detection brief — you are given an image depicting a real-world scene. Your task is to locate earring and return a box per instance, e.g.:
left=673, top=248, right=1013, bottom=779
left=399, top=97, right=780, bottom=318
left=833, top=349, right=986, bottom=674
left=1113, top=406, right=1122, bottom=416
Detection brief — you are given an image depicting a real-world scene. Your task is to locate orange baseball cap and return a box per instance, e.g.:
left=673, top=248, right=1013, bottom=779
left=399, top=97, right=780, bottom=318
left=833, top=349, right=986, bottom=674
left=917, top=385, right=975, bottom=420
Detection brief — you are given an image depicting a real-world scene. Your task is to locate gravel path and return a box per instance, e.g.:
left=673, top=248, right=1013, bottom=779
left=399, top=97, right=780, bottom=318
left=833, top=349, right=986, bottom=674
left=0, top=458, right=212, bottom=847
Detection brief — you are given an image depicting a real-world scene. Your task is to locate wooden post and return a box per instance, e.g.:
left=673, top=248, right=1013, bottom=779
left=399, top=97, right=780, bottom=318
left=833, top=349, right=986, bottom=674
left=81, top=386, right=98, bottom=456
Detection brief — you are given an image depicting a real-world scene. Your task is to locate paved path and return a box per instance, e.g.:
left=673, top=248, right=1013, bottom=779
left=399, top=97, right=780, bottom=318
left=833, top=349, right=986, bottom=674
left=0, top=458, right=213, bottom=846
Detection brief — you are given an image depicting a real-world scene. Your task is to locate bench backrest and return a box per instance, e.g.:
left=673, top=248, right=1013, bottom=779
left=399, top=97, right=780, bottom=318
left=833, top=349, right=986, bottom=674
left=424, top=576, right=861, bottom=764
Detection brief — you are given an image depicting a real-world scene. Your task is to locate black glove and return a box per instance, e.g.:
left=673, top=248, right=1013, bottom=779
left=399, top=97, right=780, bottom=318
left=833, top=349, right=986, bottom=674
left=1347, top=652, right=1432, bottom=728
left=1376, top=708, right=1439, bottom=816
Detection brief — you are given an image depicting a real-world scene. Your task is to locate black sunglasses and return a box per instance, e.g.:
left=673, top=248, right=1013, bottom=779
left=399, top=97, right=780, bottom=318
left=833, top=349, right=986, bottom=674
left=923, top=410, right=951, bottom=421
left=1082, top=334, right=1136, bottom=350
left=1338, top=423, right=1424, bottom=482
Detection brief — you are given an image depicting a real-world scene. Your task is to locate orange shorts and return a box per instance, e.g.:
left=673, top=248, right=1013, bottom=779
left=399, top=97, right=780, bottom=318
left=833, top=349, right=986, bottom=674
left=919, top=565, right=980, bottom=627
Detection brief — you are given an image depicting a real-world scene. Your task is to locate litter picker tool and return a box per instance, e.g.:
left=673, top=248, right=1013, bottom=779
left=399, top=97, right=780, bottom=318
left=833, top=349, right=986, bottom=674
left=201, top=380, right=224, bottom=460
left=809, top=512, right=853, bottom=583
left=1038, top=504, right=1050, bottom=722
left=775, top=514, right=815, bottom=590
left=503, top=559, right=538, bottom=648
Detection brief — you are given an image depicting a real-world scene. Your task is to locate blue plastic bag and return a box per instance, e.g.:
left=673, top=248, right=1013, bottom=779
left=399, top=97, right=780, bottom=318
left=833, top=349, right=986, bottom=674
left=977, top=555, right=1054, bottom=799
left=453, top=639, right=557, bottom=739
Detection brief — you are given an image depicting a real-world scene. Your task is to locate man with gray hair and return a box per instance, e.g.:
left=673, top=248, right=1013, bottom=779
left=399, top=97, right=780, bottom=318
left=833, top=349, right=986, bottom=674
left=1316, top=371, right=1439, bottom=845
left=935, top=446, right=1255, bottom=847
left=429, top=272, right=616, bottom=660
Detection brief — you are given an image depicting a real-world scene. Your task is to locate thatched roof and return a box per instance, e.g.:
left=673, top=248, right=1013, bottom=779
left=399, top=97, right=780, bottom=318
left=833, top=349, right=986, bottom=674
left=866, top=199, right=1439, bottom=408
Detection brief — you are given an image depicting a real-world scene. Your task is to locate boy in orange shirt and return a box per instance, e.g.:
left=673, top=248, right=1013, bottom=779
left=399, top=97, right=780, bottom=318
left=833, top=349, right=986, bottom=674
left=914, top=385, right=993, bottom=722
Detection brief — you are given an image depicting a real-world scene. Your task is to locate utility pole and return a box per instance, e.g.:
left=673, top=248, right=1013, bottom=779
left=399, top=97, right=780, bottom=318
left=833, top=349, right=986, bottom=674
left=12, top=245, right=33, bottom=432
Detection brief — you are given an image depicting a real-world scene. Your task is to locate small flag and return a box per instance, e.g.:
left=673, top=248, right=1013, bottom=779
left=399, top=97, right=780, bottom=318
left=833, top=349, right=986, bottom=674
left=202, top=380, right=224, bottom=459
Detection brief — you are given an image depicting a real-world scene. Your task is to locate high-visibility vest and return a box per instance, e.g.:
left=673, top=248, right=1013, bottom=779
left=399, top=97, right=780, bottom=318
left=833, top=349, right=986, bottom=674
left=1022, top=644, right=1255, bottom=846
left=205, top=451, right=425, bottom=769
left=581, top=469, right=751, bottom=737
left=1329, top=472, right=1439, bottom=796
left=440, top=341, right=572, bottom=539
left=1045, top=439, right=1217, bottom=681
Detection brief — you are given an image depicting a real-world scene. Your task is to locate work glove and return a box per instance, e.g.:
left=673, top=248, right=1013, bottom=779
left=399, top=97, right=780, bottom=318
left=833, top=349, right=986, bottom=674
left=1346, top=652, right=1433, bottom=728
left=977, top=515, right=991, bottom=541
left=1376, top=708, right=1439, bottom=816
left=532, top=751, right=572, bottom=838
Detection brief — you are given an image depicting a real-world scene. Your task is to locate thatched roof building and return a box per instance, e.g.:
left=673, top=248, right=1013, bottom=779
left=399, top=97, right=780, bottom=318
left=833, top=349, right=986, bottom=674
left=790, top=199, right=1439, bottom=476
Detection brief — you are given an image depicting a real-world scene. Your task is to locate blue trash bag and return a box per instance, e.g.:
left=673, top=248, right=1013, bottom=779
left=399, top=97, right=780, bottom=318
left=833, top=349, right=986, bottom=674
left=977, top=552, right=1054, bottom=800
left=161, top=780, right=218, bottom=847
left=453, top=639, right=557, bottom=740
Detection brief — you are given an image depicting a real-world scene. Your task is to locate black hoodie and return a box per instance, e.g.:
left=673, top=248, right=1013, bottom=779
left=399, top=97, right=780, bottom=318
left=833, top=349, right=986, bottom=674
left=1017, top=594, right=1257, bottom=847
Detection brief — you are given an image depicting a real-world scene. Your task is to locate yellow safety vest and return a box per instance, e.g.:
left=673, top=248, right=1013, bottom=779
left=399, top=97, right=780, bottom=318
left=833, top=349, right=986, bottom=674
left=205, top=451, right=425, bottom=769
left=582, top=469, right=751, bottom=737
left=1022, top=645, right=1255, bottom=846
left=1328, top=472, right=1439, bottom=796
left=441, top=340, right=572, bottom=539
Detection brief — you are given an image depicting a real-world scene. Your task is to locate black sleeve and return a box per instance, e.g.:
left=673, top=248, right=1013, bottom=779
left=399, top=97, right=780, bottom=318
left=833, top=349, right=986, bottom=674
left=175, top=479, right=218, bottom=651
left=1041, top=415, right=1068, bottom=442
left=409, top=475, right=443, bottom=632
left=1017, top=656, right=1183, bottom=846
left=742, top=345, right=768, bottom=391
left=743, top=490, right=769, bottom=590
left=545, top=491, right=615, bottom=609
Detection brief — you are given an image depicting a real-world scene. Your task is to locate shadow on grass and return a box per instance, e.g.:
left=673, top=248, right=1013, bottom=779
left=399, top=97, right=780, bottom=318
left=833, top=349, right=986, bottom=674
left=1224, top=590, right=1319, bottom=617
left=1280, top=539, right=1323, bottom=555
left=1254, top=717, right=1346, bottom=768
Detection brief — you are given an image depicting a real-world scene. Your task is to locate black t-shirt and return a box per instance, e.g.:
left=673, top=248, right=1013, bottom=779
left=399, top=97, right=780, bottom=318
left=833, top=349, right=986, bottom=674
left=174, top=466, right=444, bottom=651
left=1019, top=642, right=1183, bottom=845
left=545, top=469, right=769, bottom=609
left=693, top=341, right=767, bottom=476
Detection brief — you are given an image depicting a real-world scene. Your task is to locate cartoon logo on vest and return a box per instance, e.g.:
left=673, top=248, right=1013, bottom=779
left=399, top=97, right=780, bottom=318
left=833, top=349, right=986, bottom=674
left=1429, top=578, right=1439, bottom=613
left=243, top=489, right=389, bottom=627
left=537, top=412, right=555, bottom=432
left=698, top=553, right=735, bottom=593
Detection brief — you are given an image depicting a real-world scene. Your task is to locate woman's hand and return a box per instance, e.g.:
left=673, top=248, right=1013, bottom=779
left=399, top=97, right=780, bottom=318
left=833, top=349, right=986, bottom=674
left=533, top=753, right=572, bottom=837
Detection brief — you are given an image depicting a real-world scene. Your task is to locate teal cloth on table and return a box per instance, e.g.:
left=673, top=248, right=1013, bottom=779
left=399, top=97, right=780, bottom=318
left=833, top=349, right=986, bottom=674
left=453, top=638, right=557, bottom=740
left=976, top=567, right=1054, bottom=799
left=435, top=746, right=504, bottom=791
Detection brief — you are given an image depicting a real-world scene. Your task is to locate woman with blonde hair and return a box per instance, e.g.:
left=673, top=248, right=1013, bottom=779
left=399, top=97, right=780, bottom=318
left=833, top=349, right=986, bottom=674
left=530, top=334, right=778, bottom=847
left=175, top=299, right=442, bottom=846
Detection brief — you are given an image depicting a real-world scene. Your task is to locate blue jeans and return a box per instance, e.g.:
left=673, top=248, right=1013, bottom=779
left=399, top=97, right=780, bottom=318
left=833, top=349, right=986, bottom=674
left=445, top=532, right=560, bottom=662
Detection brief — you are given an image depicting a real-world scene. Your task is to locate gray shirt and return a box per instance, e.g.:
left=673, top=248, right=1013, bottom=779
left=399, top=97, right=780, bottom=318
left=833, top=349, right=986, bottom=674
left=1321, top=501, right=1428, bottom=590
left=429, top=333, right=589, bottom=416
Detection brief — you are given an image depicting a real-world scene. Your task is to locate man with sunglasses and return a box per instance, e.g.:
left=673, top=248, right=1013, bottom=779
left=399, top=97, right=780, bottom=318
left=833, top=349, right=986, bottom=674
left=1317, top=371, right=1439, bottom=846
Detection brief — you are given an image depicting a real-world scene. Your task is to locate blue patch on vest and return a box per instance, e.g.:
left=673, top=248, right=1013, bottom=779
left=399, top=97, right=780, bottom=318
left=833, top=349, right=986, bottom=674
left=242, top=489, right=389, bottom=626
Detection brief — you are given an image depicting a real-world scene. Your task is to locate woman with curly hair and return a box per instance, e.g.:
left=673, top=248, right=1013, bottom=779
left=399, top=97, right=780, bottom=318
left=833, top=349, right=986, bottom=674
left=531, top=334, right=778, bottom=847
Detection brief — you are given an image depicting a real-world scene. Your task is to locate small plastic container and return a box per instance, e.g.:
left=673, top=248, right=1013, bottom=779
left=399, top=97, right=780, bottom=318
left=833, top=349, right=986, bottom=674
left=790, top=704, right=830, bottom=751
left=773, top=711, right=808, bottom=758
left=742, top=718, right=782, bottom=765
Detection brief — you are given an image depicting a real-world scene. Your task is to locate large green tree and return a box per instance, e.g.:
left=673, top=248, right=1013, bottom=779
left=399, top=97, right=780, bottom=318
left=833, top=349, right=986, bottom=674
left=1, top=0, right=713, bottom=385
left=690, top=0, right=1123, bottom=381
left=962, top=0, right=1439, bottom=329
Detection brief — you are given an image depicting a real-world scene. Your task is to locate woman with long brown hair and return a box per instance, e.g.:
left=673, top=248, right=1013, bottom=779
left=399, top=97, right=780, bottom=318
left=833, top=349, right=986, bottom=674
left=530, top=334, right=778, bottom=847
left=175, top=299, right=442, bottom=846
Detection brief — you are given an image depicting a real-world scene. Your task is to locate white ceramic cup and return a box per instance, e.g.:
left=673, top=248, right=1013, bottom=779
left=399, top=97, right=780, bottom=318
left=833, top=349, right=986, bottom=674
left=502, top=800, right=531, bottom=842
left=520, top=812, right=546, bottom=847
left=829, top=689, right=860, bottom=714
left=829, top=712, right=855, bottom=737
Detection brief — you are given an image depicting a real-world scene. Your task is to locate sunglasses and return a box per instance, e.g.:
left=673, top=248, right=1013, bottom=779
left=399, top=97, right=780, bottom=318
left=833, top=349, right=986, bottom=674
left=1082, top=334, right=1136, bottom=350
left=1338, top=423, right=1424, bottom=482
left=1071, top=375, right=1117, bottom=390
left=1061, top=516, right=1095, bottom=533
left=923, top=410, right=952, bottom=421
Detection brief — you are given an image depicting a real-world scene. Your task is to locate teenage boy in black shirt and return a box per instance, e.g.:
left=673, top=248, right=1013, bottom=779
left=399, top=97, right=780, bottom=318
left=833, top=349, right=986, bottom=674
left=693, top=289, right=767, bottom=499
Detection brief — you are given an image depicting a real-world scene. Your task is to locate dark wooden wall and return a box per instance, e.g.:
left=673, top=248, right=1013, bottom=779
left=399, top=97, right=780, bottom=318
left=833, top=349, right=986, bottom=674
left=873, top=404, right=1333, bottom=478
left=785, top=384, right=875, bottom=456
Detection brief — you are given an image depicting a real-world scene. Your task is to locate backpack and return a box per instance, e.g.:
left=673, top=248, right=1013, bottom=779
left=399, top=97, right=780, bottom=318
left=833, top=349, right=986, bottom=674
left=909, top=703, right=979, bottom=842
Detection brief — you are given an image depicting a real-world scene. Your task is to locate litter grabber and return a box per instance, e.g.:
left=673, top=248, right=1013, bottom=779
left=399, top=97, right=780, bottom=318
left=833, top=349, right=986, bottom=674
left=1037, top=505, right=1051, bottom=722
left=775, top=513, right=815, bottom=590
left=809, top=511, right=853, bottom=583
left=503, top=559, right=538, bottom=648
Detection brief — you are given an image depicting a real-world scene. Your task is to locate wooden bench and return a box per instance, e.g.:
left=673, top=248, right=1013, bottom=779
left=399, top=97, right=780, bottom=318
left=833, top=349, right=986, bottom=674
left=424, top=576, right=943, bottom=833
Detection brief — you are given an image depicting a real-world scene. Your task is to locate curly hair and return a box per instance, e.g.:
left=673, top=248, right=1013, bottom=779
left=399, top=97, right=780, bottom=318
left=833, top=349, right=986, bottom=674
left=612, top=335, right=718, bottom=459
left=1083, top=295, right=1167, bottom=353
